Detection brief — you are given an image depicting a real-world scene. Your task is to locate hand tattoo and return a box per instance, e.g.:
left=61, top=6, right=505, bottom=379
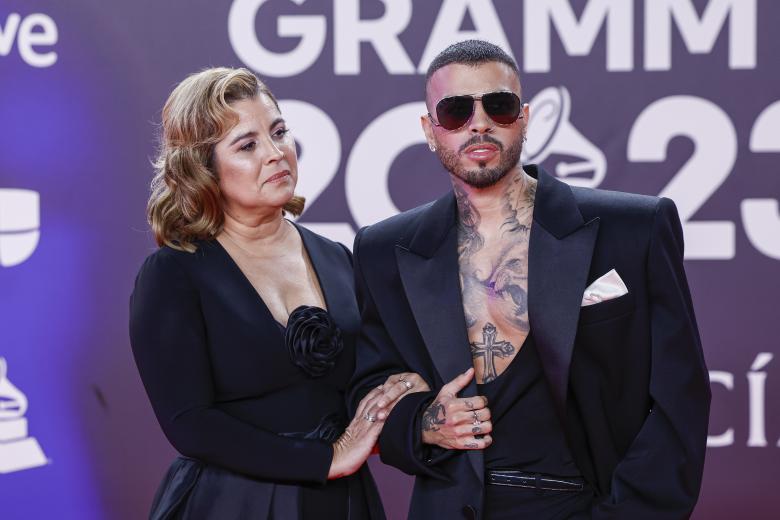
left=422, top=401, right=446, bottom=432
left=472, top=426, right=482, bottom=434
left=464, top=442, right=479, bottom=449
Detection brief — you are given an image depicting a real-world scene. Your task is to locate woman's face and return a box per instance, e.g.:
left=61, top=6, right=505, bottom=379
left=212, top=94, right=298, bottom=217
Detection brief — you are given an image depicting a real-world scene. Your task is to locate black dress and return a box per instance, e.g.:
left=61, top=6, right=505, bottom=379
left=129, top=223, right=384, bottom=520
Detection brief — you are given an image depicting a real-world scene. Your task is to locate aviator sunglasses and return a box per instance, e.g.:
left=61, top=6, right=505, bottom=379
left=430, top=91, right=524, bottom=131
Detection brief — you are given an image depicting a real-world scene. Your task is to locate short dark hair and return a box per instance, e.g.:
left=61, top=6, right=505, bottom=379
left=425, top=39, right=520, bottom=100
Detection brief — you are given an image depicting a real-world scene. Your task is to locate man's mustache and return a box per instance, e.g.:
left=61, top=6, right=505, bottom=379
left=458, top=135, right=504, bottom=153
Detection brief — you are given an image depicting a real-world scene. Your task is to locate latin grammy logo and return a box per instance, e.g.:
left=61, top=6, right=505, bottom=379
left=522, top=86, right=607, bottom=189
left=0, top=188, right=40, bottom=267
left=0, top=357, right=48, bottom=473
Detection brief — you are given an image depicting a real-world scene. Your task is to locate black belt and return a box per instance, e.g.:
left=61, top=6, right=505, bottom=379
left=486, top=469, right=585, bottom=492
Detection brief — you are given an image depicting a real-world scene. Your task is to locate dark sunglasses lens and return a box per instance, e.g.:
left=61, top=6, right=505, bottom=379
left=483, top=92, right=521, bottom=124
left=436, top=96, right=474, bottom=130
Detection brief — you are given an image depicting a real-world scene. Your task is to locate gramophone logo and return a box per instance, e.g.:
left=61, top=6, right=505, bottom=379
left=522, top=86, right=607, bottom=189
left=0, top=189, right=40, bottom=267
left=0, top=358, right=48, bottom=473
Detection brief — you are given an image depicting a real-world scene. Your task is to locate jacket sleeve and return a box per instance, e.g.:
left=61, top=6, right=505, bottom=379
left=348, top=228, right=453, bottom=479
left=129, top=250, right=333, bottom=484
left=591, top=198, right=711, bottom=519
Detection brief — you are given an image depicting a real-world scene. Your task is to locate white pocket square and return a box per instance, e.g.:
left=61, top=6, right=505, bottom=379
left=581, top=269, right=628, bottom=307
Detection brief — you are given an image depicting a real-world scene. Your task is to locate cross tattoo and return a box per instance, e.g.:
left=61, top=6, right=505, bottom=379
left=470, top=322, right=515, bottom=383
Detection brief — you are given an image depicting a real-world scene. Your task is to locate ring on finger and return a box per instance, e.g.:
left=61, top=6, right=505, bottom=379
left=364, top=412, right=376, bottom=423
left=403, top=380, right=413, bottom=390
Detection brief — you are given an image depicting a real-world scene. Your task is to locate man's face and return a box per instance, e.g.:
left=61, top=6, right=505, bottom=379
left=422, top=61, right=528, bottom=189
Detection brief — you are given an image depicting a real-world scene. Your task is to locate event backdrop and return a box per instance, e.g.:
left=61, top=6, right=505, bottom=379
left=1, top=0, right=778, bottom=518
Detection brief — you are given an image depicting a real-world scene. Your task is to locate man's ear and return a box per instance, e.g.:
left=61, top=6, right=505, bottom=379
left=421, top=114, right=436, bottom=151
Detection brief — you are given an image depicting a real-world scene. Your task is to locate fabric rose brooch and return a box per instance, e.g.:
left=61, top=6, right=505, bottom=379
left=284, top=305, right=344, bottom=378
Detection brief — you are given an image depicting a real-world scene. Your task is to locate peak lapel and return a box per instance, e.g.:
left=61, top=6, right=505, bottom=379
left=526, top=166, right=600, bottom=423
left=394, top=193, right=484, bottom=482
left=395, top=193, right=473, bottom=386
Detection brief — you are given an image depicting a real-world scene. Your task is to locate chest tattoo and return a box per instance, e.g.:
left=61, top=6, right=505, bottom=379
left=456, top=176, right=537, bottom=383
left=470, top=323, right=515, bottom=383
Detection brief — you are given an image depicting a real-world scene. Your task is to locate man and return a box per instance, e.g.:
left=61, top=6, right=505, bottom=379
left=349, top=40, right=710, bottom=519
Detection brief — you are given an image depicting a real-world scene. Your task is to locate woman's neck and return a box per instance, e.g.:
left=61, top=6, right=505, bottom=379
left=219, top=206, right=291, bottom=255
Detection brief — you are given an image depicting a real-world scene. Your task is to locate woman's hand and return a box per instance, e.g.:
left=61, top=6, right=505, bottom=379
left=328, top=385, right=385, bottom=479
left=327, top=372, right=431, bottom=479
left=365, top=372, right=431, bottom=422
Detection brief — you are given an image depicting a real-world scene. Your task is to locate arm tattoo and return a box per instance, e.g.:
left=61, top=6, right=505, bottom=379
left=422, top=401, right=446, bottom=432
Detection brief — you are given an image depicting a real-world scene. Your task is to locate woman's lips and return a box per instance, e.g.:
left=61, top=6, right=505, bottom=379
left=265, top=171, right=291, bottom=184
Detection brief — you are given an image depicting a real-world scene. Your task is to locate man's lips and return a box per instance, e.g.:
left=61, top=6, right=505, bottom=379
left=463, top=143, right=499, bottom=161
left=264, top=171, right=291, bottom=184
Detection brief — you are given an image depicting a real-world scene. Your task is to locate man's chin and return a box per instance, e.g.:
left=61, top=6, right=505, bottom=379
left=456, top=168, right=509, bottom=189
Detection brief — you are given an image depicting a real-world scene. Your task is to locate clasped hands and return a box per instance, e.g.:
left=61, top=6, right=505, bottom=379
left=329, top=367, right=491, bottom=479
left=328, top=371, right=429, bottom=479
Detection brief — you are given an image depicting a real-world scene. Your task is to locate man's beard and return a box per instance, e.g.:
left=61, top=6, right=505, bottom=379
left=436, top=134, right=523, bottom=189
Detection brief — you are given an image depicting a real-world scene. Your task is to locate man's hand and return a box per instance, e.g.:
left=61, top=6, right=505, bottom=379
left=421, top=367, right=492, bottom=450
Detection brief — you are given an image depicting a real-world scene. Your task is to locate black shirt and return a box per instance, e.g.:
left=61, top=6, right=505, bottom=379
left=477, top=332, right=581, bottom=476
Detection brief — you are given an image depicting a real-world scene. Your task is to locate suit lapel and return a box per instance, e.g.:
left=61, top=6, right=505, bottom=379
left=526, top=166, right=600, bottom=422
left=395, top=193, right=484, bottom=483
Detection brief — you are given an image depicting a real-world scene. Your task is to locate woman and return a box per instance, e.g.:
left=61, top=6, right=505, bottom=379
left=129, top=67, right=427, bottom=519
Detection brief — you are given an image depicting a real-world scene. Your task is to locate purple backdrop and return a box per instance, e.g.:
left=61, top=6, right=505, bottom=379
left=1, top=0, right=778, bottom=518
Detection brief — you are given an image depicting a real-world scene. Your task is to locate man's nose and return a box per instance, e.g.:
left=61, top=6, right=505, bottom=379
left=468, top=100, right=493, bottom=134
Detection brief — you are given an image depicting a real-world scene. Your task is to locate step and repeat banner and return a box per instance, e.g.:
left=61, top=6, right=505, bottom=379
left=1, top=0, right=778, bottom=518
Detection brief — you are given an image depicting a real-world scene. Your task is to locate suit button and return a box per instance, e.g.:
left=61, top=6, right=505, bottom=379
left=462, top=505, right=477, bottom=519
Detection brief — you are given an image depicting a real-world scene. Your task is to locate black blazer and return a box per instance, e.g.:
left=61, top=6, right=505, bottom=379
left=348, top=165, right=711, bottom=520
left=130, top=222, right=384, bottom=519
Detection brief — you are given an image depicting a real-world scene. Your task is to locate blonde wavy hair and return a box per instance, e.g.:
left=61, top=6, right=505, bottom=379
left=148, top=67, right=305, bottom=251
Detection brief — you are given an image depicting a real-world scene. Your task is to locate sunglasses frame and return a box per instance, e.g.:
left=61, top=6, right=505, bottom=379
left=429, top=91, right=525, bottom=131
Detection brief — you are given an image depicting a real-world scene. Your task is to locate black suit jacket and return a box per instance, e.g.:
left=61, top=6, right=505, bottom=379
left=130, top=222, right=384, bottom=519
left=349, top=165, right=710, bottom=520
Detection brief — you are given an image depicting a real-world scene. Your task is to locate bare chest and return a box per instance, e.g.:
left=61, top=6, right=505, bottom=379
left=220, top=241, right=325, bottom=324
left=459, top=237, right=531, bottom=384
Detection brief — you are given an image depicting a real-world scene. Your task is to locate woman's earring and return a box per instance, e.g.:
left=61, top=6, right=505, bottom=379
left=429, top=144, right=436, bottom=152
